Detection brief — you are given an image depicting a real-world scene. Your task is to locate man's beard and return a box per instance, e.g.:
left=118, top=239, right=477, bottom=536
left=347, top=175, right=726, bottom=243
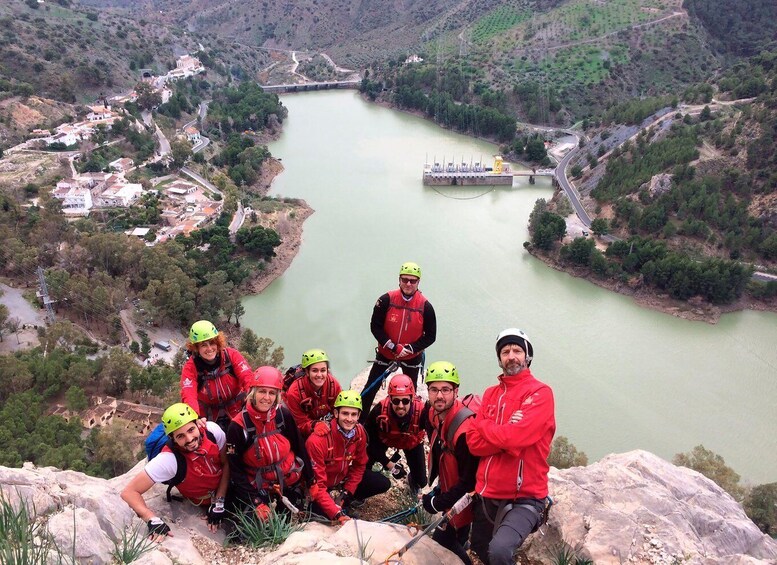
left=502, top=361, right=524, bottom=376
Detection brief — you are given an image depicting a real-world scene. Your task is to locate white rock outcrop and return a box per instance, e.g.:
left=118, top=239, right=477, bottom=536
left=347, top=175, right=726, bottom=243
left=2, top=449, right=776, bottom=564
left=522, top=450, right=777, bottom=564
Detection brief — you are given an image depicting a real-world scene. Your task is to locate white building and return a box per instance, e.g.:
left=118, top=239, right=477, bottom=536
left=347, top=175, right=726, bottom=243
left=52, top=184, right=93, bottom=215
left=97, top=182, right=143, bottom=207
left=184, top=126, right=201, bottom=143
left=87, top=105, right=114, bottom=122
left=109, top=157, right=134, bottom=174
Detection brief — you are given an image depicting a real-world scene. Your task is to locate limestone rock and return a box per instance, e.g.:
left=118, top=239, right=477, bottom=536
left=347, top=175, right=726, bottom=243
left=260, top=520, right=461, bottom=564
left=48, top=507, right=114, bottom=565
left=522, top=450, right=777, bottom=564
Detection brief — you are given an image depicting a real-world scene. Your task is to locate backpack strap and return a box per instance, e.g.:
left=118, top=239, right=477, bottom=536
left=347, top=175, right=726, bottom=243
left=445, top=406, right=475, bottom=448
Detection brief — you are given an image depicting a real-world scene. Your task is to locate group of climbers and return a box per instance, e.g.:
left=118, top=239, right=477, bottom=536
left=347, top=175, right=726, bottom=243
left=120, top=261, right=555, bottom=565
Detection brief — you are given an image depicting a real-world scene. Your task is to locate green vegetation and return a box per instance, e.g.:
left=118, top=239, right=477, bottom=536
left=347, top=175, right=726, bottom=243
left=213, top=134, right=271, bottom=186
left=0, top=492, right=62, bottom=565
left=207, top=82, right=287, bottom=138
left=673, top=445, right=745, bottom=500
left=111, top=523, right=155, bottom=564
left=227, top=506, right=301, bottom=548
left=471, top=5, right=530, bottom=44
left=744, top=483, right=777, bottom=536
left=684, top=0, right=777, bottom=56
left=548, top=436, right=589, bottom=469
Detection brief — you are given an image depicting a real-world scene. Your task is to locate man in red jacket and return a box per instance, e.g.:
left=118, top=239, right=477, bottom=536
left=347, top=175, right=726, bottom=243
left=466, top=329, right=555, bottom=565
left=422, top=361, right=478, bottom=565
left=306, top=391, right=390, bottom=522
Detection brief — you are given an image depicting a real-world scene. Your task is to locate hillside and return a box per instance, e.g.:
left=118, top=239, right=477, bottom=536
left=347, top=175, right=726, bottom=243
left=0, top=1, right=271, bottom=104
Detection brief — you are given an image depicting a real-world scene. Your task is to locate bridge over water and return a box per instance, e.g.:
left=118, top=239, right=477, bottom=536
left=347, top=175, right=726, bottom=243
left=260, top=80, right=360, bottom=94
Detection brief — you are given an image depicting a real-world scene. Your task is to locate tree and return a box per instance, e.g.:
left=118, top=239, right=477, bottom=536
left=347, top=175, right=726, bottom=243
left=531, top=212, right=566, bottom=251
left=99, top=348, right=136, bottom=396
left=565, top=237, right=596, bottom=266
left=744, top=483, right=777, bottom=535
left=571, top=164, right=583, bottom=178
left=0, top=304, right=8, bottom=342
left=547, top=436, right=588, bottom=469
left=241, top=334, right=284, bottom=369
left=239, top=328, right=260, bottom=356
left=590, top=218, right=609, bottom=236
left=88, top=426, right=141, bottom=478
left=673, top=445, right=744, bottom=500
left=232, top=302, right=246, bottom=326
left=134, top=82, right=162, bottom=111
left=5, top=315, right=20, bottom=344
left=170, top=139, right=192, bottom=168
left=65, top=385, right=88, bottom=412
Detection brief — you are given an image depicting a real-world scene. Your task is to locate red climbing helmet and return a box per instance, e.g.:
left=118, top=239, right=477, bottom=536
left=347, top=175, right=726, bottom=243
left=245, top=366, right=283, bottom=391
left=388, top=373, right=415, bottom=397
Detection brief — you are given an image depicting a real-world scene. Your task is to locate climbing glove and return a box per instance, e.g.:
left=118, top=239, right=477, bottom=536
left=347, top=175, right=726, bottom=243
left=421, top=492, right=439, bottom=514
left=334, top=511, right=351, bottom=525
left=207, top=498, right=225, bottom=526
left=390, top=463, right=407, bottom=480
left=255, top=503, right=271, bottom=522
left=147, top=517, right=171, bottom=538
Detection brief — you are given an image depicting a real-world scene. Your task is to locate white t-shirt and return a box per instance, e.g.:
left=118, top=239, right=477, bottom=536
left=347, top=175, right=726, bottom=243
left=145, top=421, right=225, bottom=484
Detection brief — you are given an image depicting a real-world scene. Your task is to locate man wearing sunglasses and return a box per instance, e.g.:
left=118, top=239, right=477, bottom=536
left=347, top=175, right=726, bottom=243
left=360, top=261, right=437, bottom=417
left=365, top=373, right=428, bottom=495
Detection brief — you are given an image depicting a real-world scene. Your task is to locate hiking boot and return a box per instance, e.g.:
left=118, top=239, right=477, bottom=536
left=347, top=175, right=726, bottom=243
left=349, top=498, right=365, bottom=509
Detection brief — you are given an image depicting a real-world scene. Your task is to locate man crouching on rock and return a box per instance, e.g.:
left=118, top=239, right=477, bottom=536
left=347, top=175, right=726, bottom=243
left=305, top=391, right=390, bottom=522
left=121, top=403, right=230, bottom=541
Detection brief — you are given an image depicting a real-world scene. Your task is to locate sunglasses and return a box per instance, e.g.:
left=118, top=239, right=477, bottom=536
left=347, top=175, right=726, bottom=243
left=391, top=398, right=411, bottom=406
left=400, top=277, right=419, bottom=285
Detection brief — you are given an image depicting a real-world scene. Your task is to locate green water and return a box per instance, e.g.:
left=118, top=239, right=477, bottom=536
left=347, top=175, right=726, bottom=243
left=242, top=90, right=777, bottom=483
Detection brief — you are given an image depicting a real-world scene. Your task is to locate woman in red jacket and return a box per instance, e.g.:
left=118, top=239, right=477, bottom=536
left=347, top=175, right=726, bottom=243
left=180, top=320, right=254, bottom=432
left=226, top=366, right=312, bottom=521
left=284, top=348, right=342, bottom=437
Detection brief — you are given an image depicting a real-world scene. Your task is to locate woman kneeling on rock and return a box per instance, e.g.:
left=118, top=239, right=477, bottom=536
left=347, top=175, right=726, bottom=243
left=226, top=366, right=313, bottom=522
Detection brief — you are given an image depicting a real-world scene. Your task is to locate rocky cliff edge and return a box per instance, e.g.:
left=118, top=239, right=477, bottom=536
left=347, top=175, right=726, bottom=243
left=1, top=450, right=775, bottom=564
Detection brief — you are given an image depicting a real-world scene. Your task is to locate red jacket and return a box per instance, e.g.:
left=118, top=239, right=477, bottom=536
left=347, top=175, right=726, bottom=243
left=161, top=423, right=223, bottom=506
left=376, top=289, right=427, bottom=360
left=466, top=369, right=555, bottom=500
left=375, top=396, right=426, bottom=450
left=428, top=400, right=475, bottom=528
left=181, top=347, right=253, bottom=420
left=285, top=373, right=342, bottom=437
left=305, top=420, right=368, bottom=519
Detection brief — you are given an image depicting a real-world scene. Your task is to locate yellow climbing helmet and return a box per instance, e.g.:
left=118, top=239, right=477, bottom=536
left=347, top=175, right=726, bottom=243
left=334, top=390, right=363, bottom=411
left=301, top=348, right=329, bottom=369
left=425, top=361, right=460, bottom=386
left=399, top=262, right=421, bottom=279
left=189, top=320, right=218, bottom=344
left=161, top=403, right=198, bottom=435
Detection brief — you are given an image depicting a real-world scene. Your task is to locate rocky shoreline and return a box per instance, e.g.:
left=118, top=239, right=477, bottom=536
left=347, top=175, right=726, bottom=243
left=527, top=246, right=777, bottom=324
left=242, top=156, right=314, bottom=295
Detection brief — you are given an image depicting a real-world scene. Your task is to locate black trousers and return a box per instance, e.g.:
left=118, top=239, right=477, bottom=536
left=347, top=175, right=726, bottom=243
left=432, top=522, right=472, bottom=565
left=360, top=351, right=424, bottom=418
left=470, top=497, right=543, bottom=565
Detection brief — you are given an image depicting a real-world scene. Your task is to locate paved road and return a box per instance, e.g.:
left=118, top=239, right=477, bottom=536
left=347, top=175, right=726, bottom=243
left=155, top=125, right=171, bottom=156
left=554, top=137, right=592, bottom=226
left=229, top=201, right=245, bottom=238
left=181, top=167, right=222, bottom=196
